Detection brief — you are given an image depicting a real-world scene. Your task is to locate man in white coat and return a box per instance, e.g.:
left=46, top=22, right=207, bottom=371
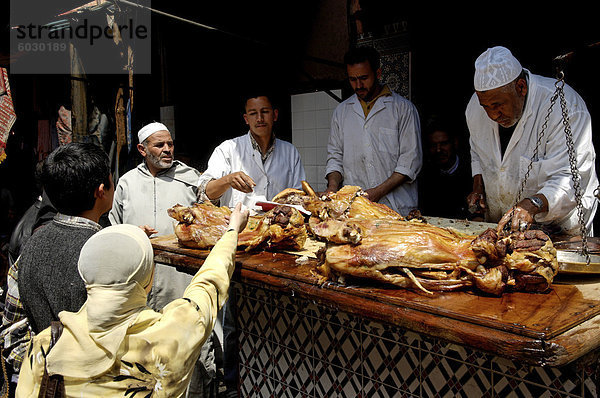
left=325, top=46, right=422, bottom=216
left=466, top=46, right=598, bottom=235
left=198, top=93, right=306, bottom=208
left=197, top=92, right=306, bottom=396
left=109, top=122, right=219, bottom=397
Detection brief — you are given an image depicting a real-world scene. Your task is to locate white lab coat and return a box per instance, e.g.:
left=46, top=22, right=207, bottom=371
left=326, top=91, right=422, bottom=216
left=198, top=132, right=306, bottom=208
left=466, top=70, right=598, bottom=235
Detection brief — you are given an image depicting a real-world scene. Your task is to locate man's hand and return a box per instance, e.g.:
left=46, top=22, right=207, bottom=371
left=497, top=195, right=547, bottom=233
left=364, top=187, right=384, bottom=203
left=319, top=188, right=337, bottom=197
left=497, top=205, right=535, bottom=233
left=228, top=203, right=249, bottom=233
left=466, top=191, right=486, bottom=214
left=325, top=171, right=343, bottom=196
left=467, top=174, right=486, bottom=218
left=364, top=172, right=407, bottom=203
left=205, top=171, right=256, bottom=200
left=226, top=171, right=256, bottom=193
left=139, top=225, right=158, bottom=237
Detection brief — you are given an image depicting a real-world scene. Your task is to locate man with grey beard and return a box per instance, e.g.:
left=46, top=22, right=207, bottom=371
left=109, top=122, right=200, bottom=238
left=466, top=46, right=597, bottom=235
left=109, top=122, right=220, bottom=397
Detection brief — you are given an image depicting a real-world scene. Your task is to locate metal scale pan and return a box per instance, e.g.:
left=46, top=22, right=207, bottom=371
left=555, top=237, right=600, bottom=274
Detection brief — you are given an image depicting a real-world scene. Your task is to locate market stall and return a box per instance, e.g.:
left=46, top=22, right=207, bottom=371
left=152, top=215, right=600, bottom=397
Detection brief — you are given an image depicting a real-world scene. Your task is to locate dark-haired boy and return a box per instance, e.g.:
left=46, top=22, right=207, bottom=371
left=1, top=142, right=112, bottom=389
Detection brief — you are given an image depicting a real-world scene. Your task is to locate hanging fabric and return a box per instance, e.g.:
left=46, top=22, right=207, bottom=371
left=0, top=68, right=16, bottom=164
left=127, top=44, right=134, bottom=153
left=37, top=120, right=52, bottom=161
left=56, top=106, right=72, bottom=146
left=114, top=87, right=126, bottom=183
left=126, top=98, right=132, bottom=153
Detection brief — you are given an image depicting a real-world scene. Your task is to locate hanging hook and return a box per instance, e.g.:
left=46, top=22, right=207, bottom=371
left=555, top=70, right=564, bottom=82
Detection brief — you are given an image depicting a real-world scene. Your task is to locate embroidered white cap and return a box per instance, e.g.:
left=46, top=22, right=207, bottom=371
left=138, top=122, right=169, bottom=143
left=474, top=46, right=523, bottom=91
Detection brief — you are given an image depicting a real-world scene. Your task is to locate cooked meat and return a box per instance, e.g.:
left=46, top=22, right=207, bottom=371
left=271, top=188, right=307, bottom=206
left=347, top=196, right=403, bottom=220
left=169, top=202, right=231, bottom=249
left=309, top=218, right=362, bottom=244
left=238, top=205, right=307, bottom=251
left=169, top=202, right=308, bottom=252
left=322, top=219, right=479, bottom=272
left=314, top=218, right=558, bottom=296
left=462, top=265, right=508, bottom=296
left=169, top=186, right=560, bottom=297
left=300, top=185, right=403, bottom=221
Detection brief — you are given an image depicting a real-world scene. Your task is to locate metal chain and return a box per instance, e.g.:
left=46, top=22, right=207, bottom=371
left=514, top=72, right=590, bottom=265
left=508, top=76, right=557, bottom=233
left=557, top=76, right=590, bottom=264
left=514, top=85, right=557, bottom=204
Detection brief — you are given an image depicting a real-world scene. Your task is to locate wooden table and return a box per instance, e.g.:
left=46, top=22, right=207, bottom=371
left=152, top=234, right=600, bottom=368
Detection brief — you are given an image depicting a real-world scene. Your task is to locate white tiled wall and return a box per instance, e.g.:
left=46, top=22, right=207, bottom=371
left=291, top=90, right=341, bottom=192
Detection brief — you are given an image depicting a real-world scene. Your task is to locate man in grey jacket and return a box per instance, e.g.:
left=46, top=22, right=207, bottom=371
left=108, top=122, right=219, bottom=397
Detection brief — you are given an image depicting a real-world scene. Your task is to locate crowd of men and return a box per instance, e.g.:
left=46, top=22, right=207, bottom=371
left=0, top=44, right=597, bottom=397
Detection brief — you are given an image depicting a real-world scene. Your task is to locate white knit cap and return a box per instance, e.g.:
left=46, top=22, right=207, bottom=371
left=474, top=46, right=523, bottom=91
left=137, top=122, right=169, bottom=143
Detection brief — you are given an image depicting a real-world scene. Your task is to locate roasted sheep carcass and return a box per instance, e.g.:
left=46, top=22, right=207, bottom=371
left=280, top=182, right=559, bottom=296
left=312, top=218, right=558, bottom=296
left=168, top=202, right=231, bottom=249
left=238, top=205, right=307, bottom=251
left=168, top=201, right=307, bottom=252
left=273, top=184, right=403, bottom=234
left=468, top=228, right=558, bottom=294
left=301, top=185, right=403, bottom=221
left=313, top=219, right=479, bottom=293
left=271, top=188, right=308, bottom=206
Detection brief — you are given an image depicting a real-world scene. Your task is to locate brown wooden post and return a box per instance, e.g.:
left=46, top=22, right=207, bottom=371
left=69, top=43, right=87, bottom=142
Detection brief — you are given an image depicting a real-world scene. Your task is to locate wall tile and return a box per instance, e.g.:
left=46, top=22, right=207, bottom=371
left=304, top=129, right=317, bottom=148
left=239, top=365, right=274, bottom=398
left=316, top=109, right=331, bottom=129
left=292, top=112, right=304, bottom=131
left=272, top=344, right=314, bottom=394
left=302, top=147, right=317, bottom=167
left=315, top=91, right=329, bottom=110
left=317, top=128, right=330, bottom=147
left=326, top=91, right=342, bottom=109
left=305, top=166, right=317, bottom=183
left=291, top=95, right=300, bottom=112
left=316, top=146, right=328, bottom=167
left=317, top=166, right=326, bottom=184
left=303, top=111, right=316, bottom=130
left=313, top=360, right=363, bottom=397
left=421, top=352, right=493, bottom=398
